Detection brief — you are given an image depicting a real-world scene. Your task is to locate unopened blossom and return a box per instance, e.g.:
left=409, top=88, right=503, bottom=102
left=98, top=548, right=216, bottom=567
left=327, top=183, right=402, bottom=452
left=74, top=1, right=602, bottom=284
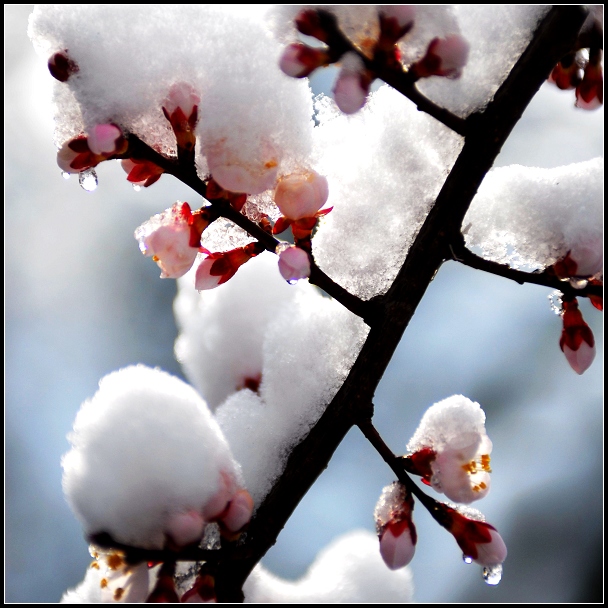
left=377, top=6, right=416, bottom=49
left=205, top=141, right=279, bottom=195
left=278, top=245, right=311, bottom=283
left=576, top=48, right=603, bottom=110
left=294, top=9, right=331, bottom=44
left=279, top=43, right=329, bottom=78
left=57, top=125, right=127, bottom=174
left=375, top=482, right=417, bottom=570
left=333, top=53, right=373, bottom=115
left=121, top=158, right=164, bottom=188
left=411, top=35, right=470, bottom=79
left=135, top=202, right=210, bottom=279
left=162, top=82, right=200, bottom=152
left=164, top=510, right=206, bottom=548
left=405, top=395, right=492, bottom=504
left=559, top=298, right=596, bottom=374
left=194, top=242, right=263, bottom=291
left=548, top=52, right=583, bottom=90
left=274, top=170, right=329, bottom=220
left=220, top=488, right=255, bottom=534
left=552, top=243, right=603, bottom=281
left=47, top=49, right=78, bottom=82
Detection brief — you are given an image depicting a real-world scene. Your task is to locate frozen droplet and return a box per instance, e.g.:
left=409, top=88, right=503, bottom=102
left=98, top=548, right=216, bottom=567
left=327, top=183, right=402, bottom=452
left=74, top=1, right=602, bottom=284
left=482, top=564, right=503, bottom=585
left=463, top=555, right=473, bottom=564
left=132, top=184, right=142, bottom=192
left=569, top=277, right=588, bottom=289
left=548, top=290, right=563, bottom=315
left=201, top=523, right=221, bottom=550
left=79, top=168, right=98, bottom=192
left=61, top=171, right=71, bottom=180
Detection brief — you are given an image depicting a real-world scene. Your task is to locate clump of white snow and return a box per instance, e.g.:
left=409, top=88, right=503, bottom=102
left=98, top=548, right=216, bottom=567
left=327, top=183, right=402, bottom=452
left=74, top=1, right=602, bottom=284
left=243, top=530, right=414, bottom=603
left=62, top=365, right=243, bottom=549
left=464, top=158, right=603, bottom=272
left=311, top=86, right=463, bottom=299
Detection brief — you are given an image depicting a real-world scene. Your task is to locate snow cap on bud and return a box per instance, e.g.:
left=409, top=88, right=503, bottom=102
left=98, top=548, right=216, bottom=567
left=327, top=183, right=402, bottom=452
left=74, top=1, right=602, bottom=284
left=135, top=202, right=207, bottom=279
left=559, top=298, right=596, bottom=374
left=274, top=170, right=329, bottom=220
left=278, top=245, right=311, bottom=283
left=374, top=482, right=417, bottom=570
left=162, top=82, right=200, bottom=151
left=48, top=50, right=78, bottom=82
left=333, top=53, right=372, bottom=115
left=279, top=43, right=328, bottom=78
left=406, top=395, right=492, bottom=504
left=412, top=35, right=470, bottom=79
left=194, top=243, right=262, bottom=291
left=87, top=124, right=127, bottom=156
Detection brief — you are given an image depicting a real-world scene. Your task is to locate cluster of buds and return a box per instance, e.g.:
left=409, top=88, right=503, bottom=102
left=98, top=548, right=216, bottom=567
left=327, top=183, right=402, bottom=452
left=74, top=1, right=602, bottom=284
left=57, top=124, right=128, bottom=175
left=374, top=482, right=417, bottom=570
left=559, top=298, right=596, bottom=375
left=548, top=8, right=603, bottom=110
left=272, top=169, right=331, bottom=282
left=279, top=8, right=469, bottom=114
left=375, top=396, right=506, bottom=582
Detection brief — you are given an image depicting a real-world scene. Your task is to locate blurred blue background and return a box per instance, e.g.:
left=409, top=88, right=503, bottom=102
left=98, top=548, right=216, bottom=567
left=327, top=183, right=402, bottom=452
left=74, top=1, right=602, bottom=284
left=5, top=5, right=603, bottom=602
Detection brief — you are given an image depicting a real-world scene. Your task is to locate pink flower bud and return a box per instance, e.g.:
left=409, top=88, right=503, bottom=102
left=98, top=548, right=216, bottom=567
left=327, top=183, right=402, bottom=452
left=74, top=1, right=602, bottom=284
left=165, top=510, right=205, bottom=547
left=560, top=299, right=596, bottom=374
left=220, top=489, right=254, bottom=533
left=375, top=482, right=417, bottom=570
left=121, top=158, right=164, bottom=187
left=274, top=170, right=329, bottom=220
left=576, top=49, right=603, bottom=110
left=378, top=6, right=416, bottom=47
left=162, top=83, right=200, bottom=151
left=279, top=43, right=328, bottom=78
left=134, top=202, right=203, bottom=279
left=278, top=246, right=311, bottom=282
left=48, top=50, right=79, bottom=82
left=202, top=470, right=236, bottom=521
left=194, top=243, right=262, bottom=291
left=379, top=520, right=417, bottom=570
left=333, top=53, right=372, bottom=115
left=87, top=124, right=126, bottom=156
left=412, top=35, right=470, bottom=79
left=206, top=141, right=279, bottom=195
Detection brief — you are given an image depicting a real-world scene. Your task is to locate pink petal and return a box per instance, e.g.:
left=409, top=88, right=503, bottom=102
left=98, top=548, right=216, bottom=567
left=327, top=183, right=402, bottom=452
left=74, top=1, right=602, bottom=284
left=194, top=258, right=224, bottom=291
left=333, top=70, right=368, bottom=115
left=274, top=171, right=329, bottom=220
left=220, top=489, right=254, bottom=533
left=165, top=510, right=205, bottom=547
left=278, top=246, right=311, bottom=282
left=563, top=341, right=596, bottom=374
left=379, top=522, right=416, bottom=570
left=474, top=528, right=507, bottom=567
left=87, top=124, right=123, bottom=155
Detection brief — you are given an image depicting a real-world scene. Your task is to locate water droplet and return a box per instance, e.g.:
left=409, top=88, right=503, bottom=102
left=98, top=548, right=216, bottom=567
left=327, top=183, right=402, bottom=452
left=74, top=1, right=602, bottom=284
left=79, top=168, right=98, bottom=192
left=482, top=564, right=503, bottom=585
left=569, top=277, right=588, bottom=290
left=132, top=184, right=141, bottom=192
left=463, top=555, right=473, bottom=564
left=61, top=171, right=71, bottom=180
left=287, top=279, right=299, bottom=285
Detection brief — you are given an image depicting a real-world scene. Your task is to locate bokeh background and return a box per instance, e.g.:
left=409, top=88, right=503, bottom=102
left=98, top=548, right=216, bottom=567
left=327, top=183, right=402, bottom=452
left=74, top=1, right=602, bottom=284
left=5, top=5, right=603, bottom=602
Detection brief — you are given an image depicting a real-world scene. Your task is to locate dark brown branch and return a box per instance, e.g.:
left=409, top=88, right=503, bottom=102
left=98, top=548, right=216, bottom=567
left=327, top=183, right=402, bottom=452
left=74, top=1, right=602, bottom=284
left=314, top=9, right=468, bottom=135
left=451, top=238, right=603, bottom=300
left=125, top=134, right=372, bottom=323
left=211, top=6, right=588, bottom=603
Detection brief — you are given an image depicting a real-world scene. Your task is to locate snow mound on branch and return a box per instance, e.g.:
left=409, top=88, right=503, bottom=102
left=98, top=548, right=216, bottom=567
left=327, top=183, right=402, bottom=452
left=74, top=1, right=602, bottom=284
left=27, top=5, right=315, bottom=182
left=62, top=365, right=242, bottom=549
left=464, top=158, right=604, bottom=271
left=243, top=530, right=414, bottom=603
left=175, top=252, right=369, bottom=503
left=311, top=86, right=463, bottom=299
